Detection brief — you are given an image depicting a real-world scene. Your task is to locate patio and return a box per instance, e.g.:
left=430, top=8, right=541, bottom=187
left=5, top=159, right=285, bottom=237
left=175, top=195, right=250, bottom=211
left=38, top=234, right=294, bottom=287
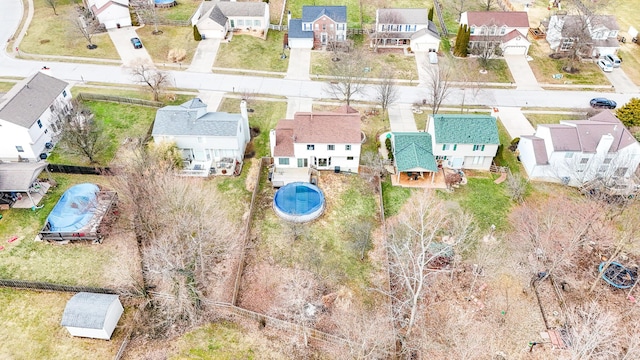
left=390, top=168, right=448, bottom=189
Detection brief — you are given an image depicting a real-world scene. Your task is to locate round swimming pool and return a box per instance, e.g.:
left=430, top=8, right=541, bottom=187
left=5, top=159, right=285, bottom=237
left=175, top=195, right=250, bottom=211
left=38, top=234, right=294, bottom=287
left=273, top=182, right=325, bottom=222
left=154, top=0, right=176, bottom=5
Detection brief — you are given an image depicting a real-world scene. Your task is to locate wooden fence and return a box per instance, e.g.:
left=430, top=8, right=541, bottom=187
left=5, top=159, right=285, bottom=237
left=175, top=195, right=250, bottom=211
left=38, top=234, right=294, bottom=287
left=77, top=93, right=163, bottom=108
left=47, top=164, right=112, bottom=175
left=0, top=279, right=118, bottom=294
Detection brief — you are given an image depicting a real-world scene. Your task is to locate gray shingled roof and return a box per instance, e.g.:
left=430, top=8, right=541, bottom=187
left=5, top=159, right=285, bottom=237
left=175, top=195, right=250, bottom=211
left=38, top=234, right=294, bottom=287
left=209, top=5, right=228, bottom=26
left=217, top=2, right=267, bottom=17
left=433, top=114, right=499, bottom=144
left=411, top=21, right=440, bottom=39
left=0, top=72, right=68, bottom=128
left=302, top=6, right=347, bottom=23
left=288, top=19, right=313, bottom=38
left=61, top=292, right=120, bottom=329
left=0, top=162, right=47, bottom=192
left=377, top=8, right=428, bottom=25
left=152, top=100, right=241, bottom=137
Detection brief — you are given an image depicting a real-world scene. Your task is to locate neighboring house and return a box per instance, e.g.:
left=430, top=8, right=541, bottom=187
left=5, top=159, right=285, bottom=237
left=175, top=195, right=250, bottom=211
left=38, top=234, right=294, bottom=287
left=517, top=111, right=640, bottom=191
left=0, top=71, right=72, bottom=162
left=391, top=132, right=438, bottom=183
left=460, top=11, right=531, bottom=55
left=545, top=14, right=620, bottom=57
left=61, top=292, right=124, bottom=340
left=428, top=114, right=500, bottom=170
left=287, top=6, right=347, bottom=49
left=269, top=105, right=361, bottom=186
left=372, top=8, right=440, bottom=52
left=152, top=98, right=250, bottom=176
left=193, top=1, right=270, bottom=40
left=83, top=0, right=131, bottom=29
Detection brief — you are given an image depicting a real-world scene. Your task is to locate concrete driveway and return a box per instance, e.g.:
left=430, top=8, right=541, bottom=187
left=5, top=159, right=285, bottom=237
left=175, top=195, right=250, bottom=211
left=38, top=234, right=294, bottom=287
left=604, top=67, right=639, bottom=94
left=285, top=48, right=311, bottom=80
left=504, top=55, right=542, bottom=91
left=286, top=97, right=312, bottom=118
left=494, top=106, right=535, bottom=139
left=388, top=104, right=418, bottom=132
left=188, top=38, right=221, bottom=73
left=414, top=51, right=431, bottom=85
left=107, top=27, right=153, bottom=67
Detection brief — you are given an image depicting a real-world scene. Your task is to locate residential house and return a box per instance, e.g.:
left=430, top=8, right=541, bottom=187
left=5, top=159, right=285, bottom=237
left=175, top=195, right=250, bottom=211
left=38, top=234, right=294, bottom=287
left=428, top=114, right=500, bottom=170
left=391, top=132, right=438, bottom=183
left=269, top=105, right=361, bottom=186
left=545, top=14, right=620, bottom=57
left=61, top=292, right=123, bottom=340
left=372, top=8, right=440, bottom=52
left=0, top=71, right=72, bottom=162
left=194, top=1, right=270, bottom=40
left=460, top=11, right=531, bottom=55
left=287, top=6, right=347, bottom=49
left=83, top=0, right=131, bottom=29
left=517, top=111, right=640, bottom=190
left=151, top=98, right=250, bottom=176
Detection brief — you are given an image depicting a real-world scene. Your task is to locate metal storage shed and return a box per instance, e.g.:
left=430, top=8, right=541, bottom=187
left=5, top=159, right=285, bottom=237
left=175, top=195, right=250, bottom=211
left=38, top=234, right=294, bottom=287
left=61, top=292, right=123, bottom=340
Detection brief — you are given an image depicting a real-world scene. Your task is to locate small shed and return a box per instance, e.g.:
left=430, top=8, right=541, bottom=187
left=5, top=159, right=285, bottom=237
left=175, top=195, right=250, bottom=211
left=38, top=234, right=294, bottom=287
left=61, top=292, right=123, bottom=340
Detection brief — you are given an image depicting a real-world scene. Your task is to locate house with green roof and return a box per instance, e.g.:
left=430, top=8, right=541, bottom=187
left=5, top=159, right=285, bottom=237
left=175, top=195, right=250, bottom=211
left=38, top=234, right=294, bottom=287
left=428, top=114, right=500, bottom=170
left=391, top=132, right=438, bottom=183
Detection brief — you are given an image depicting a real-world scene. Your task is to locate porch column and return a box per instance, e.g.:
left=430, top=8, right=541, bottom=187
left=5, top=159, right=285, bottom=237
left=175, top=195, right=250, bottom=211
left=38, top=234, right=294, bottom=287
left=431, top=171, right=435, bottom=183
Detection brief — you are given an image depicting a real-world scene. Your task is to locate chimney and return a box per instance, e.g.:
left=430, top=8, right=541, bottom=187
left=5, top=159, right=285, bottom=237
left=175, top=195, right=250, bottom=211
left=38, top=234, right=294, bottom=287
left=240, top=100, right=250, bottom=143
left=269, top=129, right=277, bottom=157
left=288, top=10, right=291, bottom=24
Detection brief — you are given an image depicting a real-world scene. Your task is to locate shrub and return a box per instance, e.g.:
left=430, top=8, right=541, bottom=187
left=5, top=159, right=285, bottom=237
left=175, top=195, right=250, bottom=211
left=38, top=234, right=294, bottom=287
left=193, top=25, right=202, bottom=41
left=385, top=137, right=393, bottom=160
left=616, top=97, right=640, bottom=128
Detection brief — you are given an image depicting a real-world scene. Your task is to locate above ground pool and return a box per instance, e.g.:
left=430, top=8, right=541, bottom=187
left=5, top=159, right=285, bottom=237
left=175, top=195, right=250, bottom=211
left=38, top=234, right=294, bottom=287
left=273, top=182, right=325, bottom=222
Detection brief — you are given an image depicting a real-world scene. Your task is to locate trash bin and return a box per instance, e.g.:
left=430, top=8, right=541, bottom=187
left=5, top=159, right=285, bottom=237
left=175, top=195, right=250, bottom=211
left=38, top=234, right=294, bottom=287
left=202, top=34, right=206, bottom=40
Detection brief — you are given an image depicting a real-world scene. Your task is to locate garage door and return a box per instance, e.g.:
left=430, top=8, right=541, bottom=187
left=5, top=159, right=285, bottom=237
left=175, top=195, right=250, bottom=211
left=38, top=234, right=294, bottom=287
left=503, top=46, right=527, bottom=55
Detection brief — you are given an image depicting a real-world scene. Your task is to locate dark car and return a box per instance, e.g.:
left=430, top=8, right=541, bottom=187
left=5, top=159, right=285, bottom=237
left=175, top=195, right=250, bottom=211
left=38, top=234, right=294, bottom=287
left=590, top=98, right=617, bottom=109
left=130, top=37, right=143, bottom=49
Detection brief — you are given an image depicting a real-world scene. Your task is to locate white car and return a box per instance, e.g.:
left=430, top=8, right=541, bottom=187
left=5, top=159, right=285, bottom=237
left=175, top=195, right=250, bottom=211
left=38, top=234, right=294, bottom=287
left=597, top=59, right=613, bottom=72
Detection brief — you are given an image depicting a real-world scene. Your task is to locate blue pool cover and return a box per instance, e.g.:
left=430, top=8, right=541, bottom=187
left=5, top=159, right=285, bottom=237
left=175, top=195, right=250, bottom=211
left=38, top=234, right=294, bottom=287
left=274, top=182, right=324, bottom=216
left=47, top=183, right=99, bottom=232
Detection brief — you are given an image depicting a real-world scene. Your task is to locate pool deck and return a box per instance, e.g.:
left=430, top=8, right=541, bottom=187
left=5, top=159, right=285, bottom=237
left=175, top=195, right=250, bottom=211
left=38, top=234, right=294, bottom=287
left=271, top=167, right=311, bottom=187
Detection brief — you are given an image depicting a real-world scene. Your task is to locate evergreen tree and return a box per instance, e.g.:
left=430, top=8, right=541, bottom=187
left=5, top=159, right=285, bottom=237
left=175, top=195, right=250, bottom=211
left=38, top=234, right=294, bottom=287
left=454, top=24, right=464, bottom=56
left=616, top=97, right=640, bottom=128
left=193, top=25, right=202, bottom=41
left=428, top=7, right=434, bottom=22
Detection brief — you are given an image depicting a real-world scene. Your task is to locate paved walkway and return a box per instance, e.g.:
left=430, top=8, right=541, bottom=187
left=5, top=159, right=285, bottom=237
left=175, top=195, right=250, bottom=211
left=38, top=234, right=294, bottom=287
left=494, top=106, right=535, bottom=139
left=388, top=104, right=418, bottom=132
left=604, top=67, right=639, bottom=94
left=285, top=96, right=312, bottom=118
left=107, top=26, right=153, bottom=66
left=198, top=90, right=225, bottom=112
left=285, top=48, right=311, bottom=80
left=504, top=55, right=543, bottom=91
left=188, top=38, right=222, bottom=73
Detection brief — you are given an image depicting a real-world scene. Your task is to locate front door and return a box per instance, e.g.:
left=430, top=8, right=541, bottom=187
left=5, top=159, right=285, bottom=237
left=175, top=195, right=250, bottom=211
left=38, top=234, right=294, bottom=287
left=321, top=32, right=327, bottom=45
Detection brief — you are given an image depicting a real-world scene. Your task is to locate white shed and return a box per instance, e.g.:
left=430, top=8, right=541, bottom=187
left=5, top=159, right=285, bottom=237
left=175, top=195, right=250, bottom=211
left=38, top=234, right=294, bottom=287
left=61, top=292, right=123, bottom=340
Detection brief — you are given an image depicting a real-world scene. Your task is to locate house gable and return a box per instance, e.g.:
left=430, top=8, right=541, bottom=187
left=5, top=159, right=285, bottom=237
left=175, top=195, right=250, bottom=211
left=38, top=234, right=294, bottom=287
left=302, top=6, right=347, bottom=24
left=392, top=132, right=437, bottom=172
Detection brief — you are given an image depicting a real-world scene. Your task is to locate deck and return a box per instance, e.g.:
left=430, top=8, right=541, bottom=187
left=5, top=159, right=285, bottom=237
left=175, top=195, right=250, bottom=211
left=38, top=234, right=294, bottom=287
left=271, top=167, right=311, bottom=187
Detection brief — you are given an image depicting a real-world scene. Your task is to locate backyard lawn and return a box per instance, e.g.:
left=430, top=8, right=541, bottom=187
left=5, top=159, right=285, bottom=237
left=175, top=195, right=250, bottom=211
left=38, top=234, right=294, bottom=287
left=155, top=0, right=201, bottom=21
left=524, top=112, right=585, bottom=128
left=20, top=0, right=118, bottom=59
left=214, top=32, right=289, bottom=72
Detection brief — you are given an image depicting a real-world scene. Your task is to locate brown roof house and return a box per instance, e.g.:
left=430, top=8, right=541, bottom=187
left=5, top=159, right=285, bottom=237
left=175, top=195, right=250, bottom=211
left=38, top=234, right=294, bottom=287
left=545, top=14, right=620, bottom=57
left=517, top=111, right=640, bottom=192
left=269, top=105, right=362, bottom=186
left=460, top=11, right=531, bottom=55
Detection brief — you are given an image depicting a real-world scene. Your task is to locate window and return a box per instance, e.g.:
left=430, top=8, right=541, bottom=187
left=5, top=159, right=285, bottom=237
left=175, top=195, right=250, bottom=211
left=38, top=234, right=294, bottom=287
left=279, top=158, right=290, bottom=165
left=307, top=144, right=315, bottom=150
left=489, top=26, right=496, bottom=35
left=345, top=145, right=351, bottom=151
left=318, top=158, right=328, bottom=167
left=472, top=145, right=485, bottom=151
left=230, top=19, right=235, bottom=27
left=614, top=167, right=628, bottom=177
left=405, top=25, right=411, bottom=31
left=254, top=20, right=261, bottom=26
left=297, top=158, right=308, bottom=167
left=197, top=137, right=203, bottom=143
left=330, top=24, right=334, bottom=29
left=315, top=24, right=319, bottom=30
left=327, top=145, right=335, bottom=150
left=442, top=144, right=450, bottom=151
left=37, top=119, right=42, bottom=128
left=500, top=26, right=506, bottom=35
left=322, top=24, right=326, bottom=31
left=470, top=26, right=476, bottom=35
left=62, top=90, right=67, bottom=97
left=237, top=19, right=244, bottom=27
left=608, top=30, right=617, bottom=38
left=564, top=152, right=574, bottom=158
left=603, top=158, right=612, bottom=164
left=472, top=156, right=483, bottom=165
left=453, top=144, right=457, bottom=151
left=44, top=129, right=48, bottom=134
left=480, top=26, right=487, bottom=35
left=347, top=156, right=354, bottom=160
left=49, top=105, right=54, bottom=112
left=337, top=23, right=344, bottom=30
left=580, top=158, right=589, bottom=164
left=16, top=145, right=25, bottom=152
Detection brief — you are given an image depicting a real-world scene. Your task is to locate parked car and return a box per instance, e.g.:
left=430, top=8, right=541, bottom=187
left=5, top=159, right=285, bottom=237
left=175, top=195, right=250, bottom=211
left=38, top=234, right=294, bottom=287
left=130, top=37, right=143, bottom=49
left=603, top=54, right=621, bottom=67
left=590, top=98, right=617, bottom=109
left=596, top=59, right=613, bottom=73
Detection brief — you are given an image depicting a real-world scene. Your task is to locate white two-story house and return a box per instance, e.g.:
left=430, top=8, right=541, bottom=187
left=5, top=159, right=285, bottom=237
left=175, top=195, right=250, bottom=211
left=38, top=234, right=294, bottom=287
left=546, top=14, right=620, bottom=57
left=269, top=105, right=362, bottom=186
left=152, top=98, right=250, bottom=176
left=371, top=8, right=441, bottom=52
left=0, top=71, right=72, bottom=162
left=517, top=111, right=640, bottom=191
left=287, top=6, right=347, bottom=49
left=83, top=0, right=131, bottom=29
left=428, top=114, right=500, bottom=170
left=460, top=11, right=531, bottom=55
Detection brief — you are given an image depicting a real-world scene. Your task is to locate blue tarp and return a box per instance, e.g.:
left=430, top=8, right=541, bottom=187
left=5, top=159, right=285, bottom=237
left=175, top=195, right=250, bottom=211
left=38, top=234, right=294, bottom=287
left=47, top=183, right=99, bottom=232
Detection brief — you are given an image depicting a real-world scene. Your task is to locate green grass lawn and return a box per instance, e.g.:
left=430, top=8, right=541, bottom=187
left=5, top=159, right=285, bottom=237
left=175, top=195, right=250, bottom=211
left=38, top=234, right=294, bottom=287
left=156, top=0, right=201, bottom=21
left=381, top=177, right=413, bottom=217
left=47, top=101, right=157, bottom=166
left=311, top=50, right=419, bottom=80
left=214, top=32, right=289, bottom=72
left=0, top=289, right=124, bottom=360
left=136, top=25, right=200, bottom=65
left=494, top=121, right=522, bottom=174
left=527, top=41, right=610, bottom=85
left=524, top=112, right=584, bottom=128
left=71, top=86, right=195, bottom=105
left=20, top=0, right=118, bottom=59
left=0, top=81, right=17, bottom=92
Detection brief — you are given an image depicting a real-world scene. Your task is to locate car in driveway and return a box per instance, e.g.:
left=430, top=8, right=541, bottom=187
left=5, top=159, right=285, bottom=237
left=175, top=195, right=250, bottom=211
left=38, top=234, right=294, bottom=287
left=130, top=37, right=143, bottom=49
left=590, top=98, right=617, bottom=109
left=596, top=59, right=613, bottom=72
left=603, top=54, right=621, bottom=67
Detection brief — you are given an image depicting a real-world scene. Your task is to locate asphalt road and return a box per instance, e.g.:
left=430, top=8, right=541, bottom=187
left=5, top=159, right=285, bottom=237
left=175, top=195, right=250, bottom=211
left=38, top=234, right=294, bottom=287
left=1, top=0, right=638, bottom=110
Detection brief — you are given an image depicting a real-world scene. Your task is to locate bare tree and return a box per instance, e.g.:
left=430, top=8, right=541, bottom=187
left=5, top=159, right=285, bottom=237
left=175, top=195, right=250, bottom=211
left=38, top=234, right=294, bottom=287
left=386, top=190, right=473, bottom=353
left=68, top=8, right=99, bottom=49
left=374, top=68, right=399, bottom=113
left=131, top=0, right=162, bottom=34
left=423, top=64, right=452, bottom=115
left=334, top=303, right=395, bottom=359
left=468, top=23, right=502, bottom=71
left=45, top=0, right=58, bottom=15
left=451, top=0, right=468, bottom=22
left=505, top=173, right=528, bottom=203
left=360, top=151, right=387, bottom=182
left=479, top=0, right=497, bottom=11
left=566, top=302, right=620, bottom=360
left=325, top=49, right=370, bottom=106
left=130, top=61, right=173, bottom=101
left=58, top=100, right=109, bottom=164
left=458, top=64, right=483, bottom=113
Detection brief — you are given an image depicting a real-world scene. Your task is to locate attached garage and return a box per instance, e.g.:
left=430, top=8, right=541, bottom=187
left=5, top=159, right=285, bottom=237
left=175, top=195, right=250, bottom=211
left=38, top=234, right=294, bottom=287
left=500, top=30, right=531, bottom=56
left=503, top=46, right=527, bottom=55
left=287, top=19, right=314, bottom=49
left=61, top=292, right=123, bottom=340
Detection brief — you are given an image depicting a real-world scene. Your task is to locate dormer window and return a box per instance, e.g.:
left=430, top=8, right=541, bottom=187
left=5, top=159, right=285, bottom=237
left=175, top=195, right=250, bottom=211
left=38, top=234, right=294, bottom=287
left=500, top=26, right=506, bottom=35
